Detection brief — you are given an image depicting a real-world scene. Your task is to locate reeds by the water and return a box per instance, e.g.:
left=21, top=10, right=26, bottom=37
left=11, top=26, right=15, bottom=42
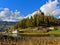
left=0, top=35, right=60, bottom=45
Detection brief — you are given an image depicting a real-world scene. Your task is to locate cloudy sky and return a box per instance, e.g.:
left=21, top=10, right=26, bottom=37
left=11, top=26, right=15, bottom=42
left=0, top=8, right=23, bottom=22
left=0, top=0, right=60, bottom=22
left=40, top=0, right=60, bottom=16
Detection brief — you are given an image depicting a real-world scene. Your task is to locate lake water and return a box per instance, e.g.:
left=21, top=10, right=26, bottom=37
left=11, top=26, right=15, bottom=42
left=1, top=34, right=60, bottom=37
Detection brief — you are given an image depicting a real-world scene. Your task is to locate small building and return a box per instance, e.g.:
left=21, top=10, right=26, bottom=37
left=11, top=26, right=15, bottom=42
left=47, top=27, right=54, bottom=30
left=11, top=30, right=24, bottom=37
left=12, top=30, right=18, bottom=34
left=12, top=30, right=24, bottom=34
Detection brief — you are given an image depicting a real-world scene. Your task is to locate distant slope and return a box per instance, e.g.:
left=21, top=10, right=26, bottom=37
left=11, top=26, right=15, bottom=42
left=0, top=21, right=17, bottom=32
left=0, top=21, right=17, bottom=26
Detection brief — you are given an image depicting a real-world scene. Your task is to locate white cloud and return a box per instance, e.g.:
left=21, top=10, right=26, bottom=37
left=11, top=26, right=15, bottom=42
left=59, top=16, right=60, bottom=18
left=0, top=8, right=24, bottom=22
left=40, top=0, right=60, bottom=15
left=52, top=9, right=60, bottom=15
left=25, top=0, right=60, bottom=18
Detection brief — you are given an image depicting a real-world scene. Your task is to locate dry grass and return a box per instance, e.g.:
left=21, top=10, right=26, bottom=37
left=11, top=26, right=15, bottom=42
left=0, top=35, right=60, bottom=45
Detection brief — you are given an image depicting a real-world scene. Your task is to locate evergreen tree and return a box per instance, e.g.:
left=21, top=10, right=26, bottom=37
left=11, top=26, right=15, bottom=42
left=14, top=12, right=60, bottom=29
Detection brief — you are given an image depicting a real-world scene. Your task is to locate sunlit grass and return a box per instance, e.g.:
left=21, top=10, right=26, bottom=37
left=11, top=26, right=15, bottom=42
left=18, top=26, right=60, bottom=35
left=47, top=26, right=60, bottom=34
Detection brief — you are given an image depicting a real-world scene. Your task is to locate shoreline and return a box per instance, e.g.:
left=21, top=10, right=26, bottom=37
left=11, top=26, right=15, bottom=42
left=0, top=33, right=60, bottom=37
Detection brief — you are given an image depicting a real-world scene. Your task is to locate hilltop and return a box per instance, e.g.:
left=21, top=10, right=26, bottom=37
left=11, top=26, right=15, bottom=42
left=10, top=10, right=60, bottom=34
left=14, top=10, right=60, bottom=29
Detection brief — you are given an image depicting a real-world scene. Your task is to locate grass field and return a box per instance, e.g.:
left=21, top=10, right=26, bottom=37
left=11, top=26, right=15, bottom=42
left=17, top=26, right=60, bottom=35
left=47, top=26, right=60, bottom=34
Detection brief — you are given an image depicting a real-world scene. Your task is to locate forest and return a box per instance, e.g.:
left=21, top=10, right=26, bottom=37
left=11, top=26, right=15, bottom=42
left=14, top=11, right=60, bottom=29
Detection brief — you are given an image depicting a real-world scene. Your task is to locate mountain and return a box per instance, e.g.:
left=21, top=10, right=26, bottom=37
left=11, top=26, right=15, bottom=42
left=0, top=21, right=17, bottom=26
left=25, top=10, right=41, bottom=18
left=0, top=21, right=17, bottom=32
left=14, top=11, right=60, bottom=29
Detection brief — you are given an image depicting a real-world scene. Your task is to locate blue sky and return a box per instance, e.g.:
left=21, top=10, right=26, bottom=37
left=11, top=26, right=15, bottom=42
left=0, top=0, right=60, bottom=16
left=0, top=0, right=60, bottom=22
left=0, top=0, right=48, bottom=16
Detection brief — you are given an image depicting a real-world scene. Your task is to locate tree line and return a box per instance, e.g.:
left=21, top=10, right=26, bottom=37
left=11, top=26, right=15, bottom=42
left=14, top=12, right=60, bottom=29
